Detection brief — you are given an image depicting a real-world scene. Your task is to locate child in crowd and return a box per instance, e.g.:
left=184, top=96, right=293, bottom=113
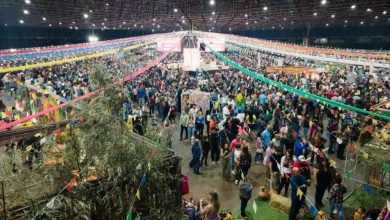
left=354, top=207, right=366, bottom=220
left=253, top=137, right=264, bottom=164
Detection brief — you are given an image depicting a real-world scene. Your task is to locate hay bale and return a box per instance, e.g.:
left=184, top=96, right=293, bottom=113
left=258, top=186, right=270, bottom=200
left=270, top=193, right=291, bottom=214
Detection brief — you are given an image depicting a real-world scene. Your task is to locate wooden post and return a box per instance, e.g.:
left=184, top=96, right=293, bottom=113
left=1, top=181, right=6, bottom=220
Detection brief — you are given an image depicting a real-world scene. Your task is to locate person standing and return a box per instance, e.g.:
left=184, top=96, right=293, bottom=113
left=238, top=177, right=253, bottom=219
left=201, top=134, right=211, bottom=167
left=179, top=111, right=189, bottom=141
left=261, top=125, right=272, bottom=148
left=191, top=139, right=202, bottom=175
left=220, top=143, right=231, bottom=181
left=278, top=150, right=295, bottom=196
left=236, top=145, right=252, bottom=185
left=209, top=116, right=220, bottom=165
left=269, top=147, right=283, bottom=190
left=315, top=160, right=332, bottom=208
left=199, top=191, right=221, bottom=220
left=288, top=167, right=308, bottom=220
left=195, top=110, right=205, bottom=140
left=327, top=175, right=347, bottom=220
left=188, top=114, right=195, bottom=139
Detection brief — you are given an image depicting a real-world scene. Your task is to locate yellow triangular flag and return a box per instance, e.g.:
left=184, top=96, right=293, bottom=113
left=362, top=152, right=369, bottom=159
left=329, top=159, right=336, bottom=168
left=14, top=115, right=21, bottom=120
left=147, top=162, right=151, bottom=172
left=135, top=189, right=140, bottom=200
left=241, top=171, right=245, bottom=180
left=296, top=188, right=303, bottom=200
left=372, top=119, right=378, bottom=125
left=26, top=145, right=33, bottom=152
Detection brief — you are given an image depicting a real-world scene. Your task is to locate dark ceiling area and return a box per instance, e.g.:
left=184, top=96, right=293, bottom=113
left=0, top=0, right=389, bottom=32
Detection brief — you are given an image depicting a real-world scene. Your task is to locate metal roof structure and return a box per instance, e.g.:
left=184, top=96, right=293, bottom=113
left=0, top=0, right=389, bottom=32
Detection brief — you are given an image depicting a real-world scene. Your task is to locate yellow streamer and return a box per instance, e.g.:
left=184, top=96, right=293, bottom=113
left=329, top=159, right=336, bottom=168
left=362, top=152, right=369, bottom=159
left=135, top=189, right=141, bottom=200
left=296, top=188, right=303, bottom=200
left=0, top=42, right=150, bottom=73
left=148, top=162, right=151, bottom=172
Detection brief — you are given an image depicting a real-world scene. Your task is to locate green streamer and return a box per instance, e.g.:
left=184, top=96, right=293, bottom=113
left=205, top=43, right=390, bottom=121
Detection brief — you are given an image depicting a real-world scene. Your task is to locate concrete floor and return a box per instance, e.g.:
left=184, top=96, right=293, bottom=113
left=168, top=118, right=346, bottom=218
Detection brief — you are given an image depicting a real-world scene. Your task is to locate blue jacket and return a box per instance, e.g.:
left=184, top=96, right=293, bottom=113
left=290, top=174, right=307, bottom=202
left=294, top=141, right=309, bottom=158
left=192, top=143, right=201, bottom=159
left=261, top=129, right=271, bottom=147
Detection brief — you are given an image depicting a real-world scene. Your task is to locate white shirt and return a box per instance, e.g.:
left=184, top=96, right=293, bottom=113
left=236, top=113, right=245, bottom=123
left=222, top=106, right=230, bottom=119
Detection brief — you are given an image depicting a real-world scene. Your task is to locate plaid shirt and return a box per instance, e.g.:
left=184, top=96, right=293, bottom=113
left=328, top=183, right=346, bottom=204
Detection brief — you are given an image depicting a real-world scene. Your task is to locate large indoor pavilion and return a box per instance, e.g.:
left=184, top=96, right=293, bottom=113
left=0, top=0, right=389, bottom=220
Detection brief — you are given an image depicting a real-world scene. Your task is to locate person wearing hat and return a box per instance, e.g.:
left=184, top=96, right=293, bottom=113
left=291, top=155, right=311, bottom=182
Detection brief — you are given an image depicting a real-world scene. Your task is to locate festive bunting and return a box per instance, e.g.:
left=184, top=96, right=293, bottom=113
left=14, top=115, right=21, bottom=120
left=363, top=184, right=373, bottom=195
left=140, top=174, right=148, bottom=187
left=383, top=163, right=389, bottom=172
left=296, top=188, right=304, bottom=200
left=136, top=163, right=142, bottom=171
left=147, top=162, right=151, bottom=172
left=66, top=179, right=77, bottom=192
left=252, top=200, right=257, bottom=214
left=347, top=144, right=356, bottom=153
left=310, top=205, right=318, bottom=217
left=345, top=170, right=353, bottom=179
left=372, top=119, right=378, bottom=125
left=26, top=145, right=33, bottom=152
left=126, top=212, right=132, bottom=220
left=362, top=152, right=369, bottom=159
left=135, top=189, right=141, bottom=200
left=241, top=171, right=245, bottom=180
left=46, top=198, right=55, bottom=209
left=329, top=159, right=336, bottom=168
left=336, top=138, right=343, bottom=144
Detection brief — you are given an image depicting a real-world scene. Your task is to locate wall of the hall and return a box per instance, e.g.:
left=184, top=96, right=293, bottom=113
left=232, top=25, right=390, bottom=50
left=0, top=26, right=151, bottom=49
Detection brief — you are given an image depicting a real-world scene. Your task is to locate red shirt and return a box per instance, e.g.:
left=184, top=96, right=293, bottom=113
left=291, top=161, right=311, bottom=180
left=230, top=139, right=241, bottom=152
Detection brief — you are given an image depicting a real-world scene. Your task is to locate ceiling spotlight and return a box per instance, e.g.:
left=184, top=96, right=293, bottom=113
left=229, top=27, right=231, bottom=31
left=104, top=18, right=107, bottom=21
left=212, top=11, right=215, bottom=15
left=106, top=3, right=109, bottom=6
left=263, top=6, right=268, bottom=11
left=210, top=17, right=213, bottom=20
left=375, top=16, right=378, bottom=19
left=153, top=18, right=156, bottom=21
left=123, top=21, right=126, bottom=24
left=89, top=10, right=92, bottom=13
left=360, top=21, right=364, bottom=24
left=157, top=25, right=160, bottom=28
left=291, top=21, right=294, bottom=24
left=134, top=24, right=137, bottom=27
left=152, top=23, right=155, bottom=26
left=70, top=26, right=73, bottom=29
left=75, top=27, right=78, bottom=30
left=331, top=14, right=335, bottom=18
left=72, top=21, right=76, bottom=24
left=23, top=9, right=29, bottom=14
left=351, top=5, right=356, bottom=9
left=214, top=20, right=216, bottom=23
left=345, top=20, right=348, bottom=23
left=141, top=25, right=143, bottom=28
left=174, top=8, right=178, bottom=12
left=5, top=24, right=7, bottom=26
left=326, top=23, right=329, bottom=26
left=209, top=0, right=215, bottom=6
left=182, top=20, right=185, bottom=23
left=313, top=12, right=317, bottom=16
left=367, top=8, right=372, bottom=12
left=88, top=35, right=99, bottom=42
left=42, top=17, right=46, bottom=21
left=245, top=14, right=248, bottom=17
left=152, top=29, right=155, bottom=32
left=383, top=11, right=387, bottom=15
left=49, top=24, right=52, bottom=27
left=92, top=23, right=95, bottom=27
left=321, top=0, right=326, bottom=5
left=83, top=14, right=89, bottom=19
left=255, top=21, right=258, bottom=23
left=246, top=22, right=249, bottom=25
left=102, top=22, right=104, bottom=25
left=19, top=20, right=24, bottom=24
left=25, top=0, right=31, bottom=4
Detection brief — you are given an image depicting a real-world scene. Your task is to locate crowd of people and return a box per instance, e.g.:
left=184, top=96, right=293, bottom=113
left=1, top=36, right=389, bottom=220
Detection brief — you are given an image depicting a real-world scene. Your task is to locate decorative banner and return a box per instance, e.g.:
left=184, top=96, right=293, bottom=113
left=135, top=189, right=141, bottom=200
left=362, top=152, right=369, bottom=159
left=383, top=163, right=389, bottom=172
left=140, top=174, right=148, bottom=187
left=363, top=184, right=373, bottom=195
left=46, top=198, right=55, bottom=209
left=66, top=179, right=77, bottom=192
left=345, top=170, right=353, bottom=179
left=296, top=188, right=304, bottom=200
left=26, top=145, right=33, bottom=152
left=348, top=144, right=356, bottom=153
left=147, top=162, right=151, bottom=172
left=205, top=43, right=390, bottom=121
left=135, top=163, right=142, bottom=171
left=310, top=205, right=318, bottom=217
left=252, top=200, right=257, bottom=214
left=329, top=159, right=336, bottom=168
